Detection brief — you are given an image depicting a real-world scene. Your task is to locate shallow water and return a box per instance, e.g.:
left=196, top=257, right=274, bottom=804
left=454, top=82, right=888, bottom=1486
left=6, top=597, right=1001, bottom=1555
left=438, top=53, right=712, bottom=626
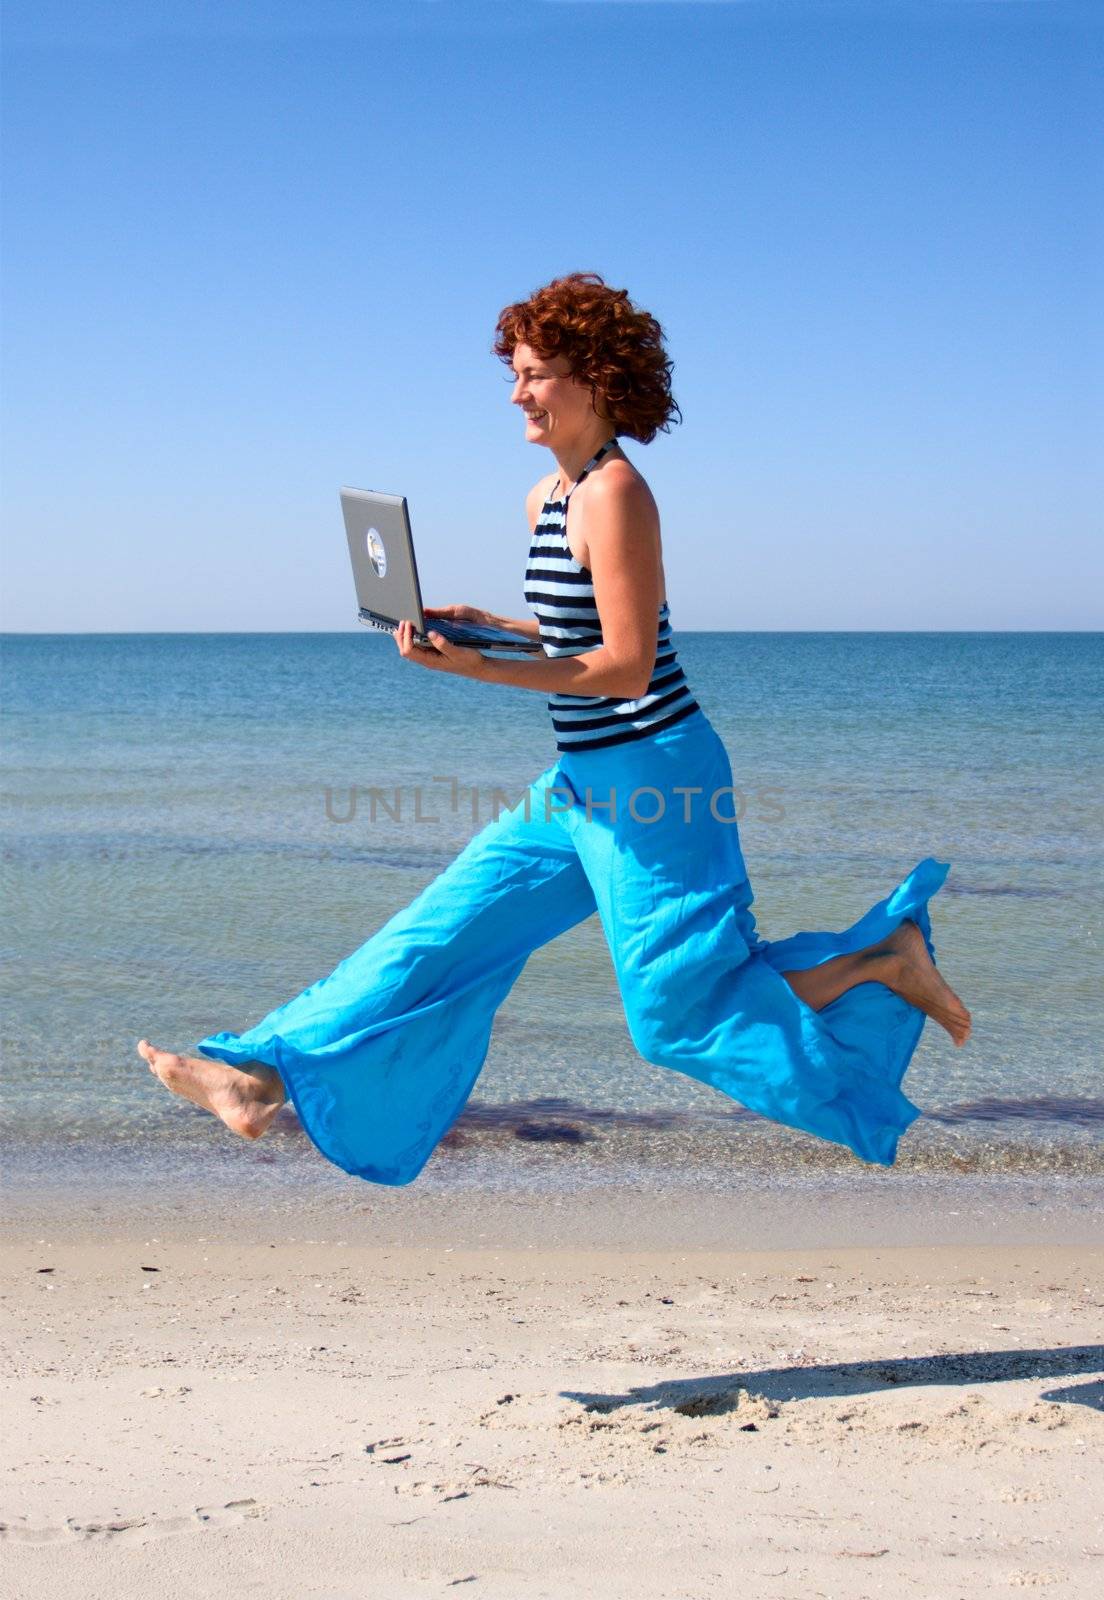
left=2, top=630, right=1102, bottom=1192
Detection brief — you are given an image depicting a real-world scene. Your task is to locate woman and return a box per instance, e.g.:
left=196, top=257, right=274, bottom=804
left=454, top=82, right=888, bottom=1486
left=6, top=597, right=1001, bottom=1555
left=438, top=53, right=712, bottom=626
left=138, top=272, right=971, bottom=1183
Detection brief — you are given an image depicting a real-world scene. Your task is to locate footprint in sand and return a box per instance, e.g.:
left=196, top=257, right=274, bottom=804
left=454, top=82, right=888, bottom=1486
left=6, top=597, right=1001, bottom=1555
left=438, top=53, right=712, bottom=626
left=0, top=1500, right=261, bottom=1545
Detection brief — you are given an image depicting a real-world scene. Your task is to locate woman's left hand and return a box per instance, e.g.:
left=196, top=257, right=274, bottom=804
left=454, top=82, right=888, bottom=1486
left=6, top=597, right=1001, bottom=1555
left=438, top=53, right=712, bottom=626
left=393, top=619, right=486, bottom=679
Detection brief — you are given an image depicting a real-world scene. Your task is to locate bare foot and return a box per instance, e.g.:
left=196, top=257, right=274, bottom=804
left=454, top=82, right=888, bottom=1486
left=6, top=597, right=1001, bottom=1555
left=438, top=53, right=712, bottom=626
left=137, top=1039, right=286, bottom=1140
left=880, top=921, right=972, bottom=1046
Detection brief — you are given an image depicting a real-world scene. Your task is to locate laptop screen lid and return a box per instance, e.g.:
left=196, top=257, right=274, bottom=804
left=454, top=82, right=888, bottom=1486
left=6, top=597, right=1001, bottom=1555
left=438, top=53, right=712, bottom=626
left=340, top=487, right=428, bottom=635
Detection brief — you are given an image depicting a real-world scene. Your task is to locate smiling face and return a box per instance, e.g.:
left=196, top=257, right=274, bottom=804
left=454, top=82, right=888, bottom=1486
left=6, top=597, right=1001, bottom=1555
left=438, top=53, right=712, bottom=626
left=509, top=343, right=609, bottom=446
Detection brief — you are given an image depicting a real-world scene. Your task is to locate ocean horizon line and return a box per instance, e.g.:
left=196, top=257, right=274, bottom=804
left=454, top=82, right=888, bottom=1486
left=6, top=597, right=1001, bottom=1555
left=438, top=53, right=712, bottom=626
left=3, top=627, right=1102, bottom=639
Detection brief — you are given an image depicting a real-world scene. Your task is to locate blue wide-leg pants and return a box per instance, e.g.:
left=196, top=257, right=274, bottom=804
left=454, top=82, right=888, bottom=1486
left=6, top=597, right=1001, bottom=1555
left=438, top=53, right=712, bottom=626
left=198, top=708, right=949, bottom=1184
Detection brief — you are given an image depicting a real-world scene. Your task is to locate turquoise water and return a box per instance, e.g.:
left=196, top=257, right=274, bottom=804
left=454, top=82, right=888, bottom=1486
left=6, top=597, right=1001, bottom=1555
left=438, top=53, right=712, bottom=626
left=2, top=631, right=1102, bottom=1188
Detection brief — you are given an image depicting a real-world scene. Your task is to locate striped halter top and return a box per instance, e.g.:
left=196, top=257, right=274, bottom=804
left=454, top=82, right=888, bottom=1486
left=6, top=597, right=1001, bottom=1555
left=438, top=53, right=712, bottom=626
left=522, top=437, right=701, bottom=753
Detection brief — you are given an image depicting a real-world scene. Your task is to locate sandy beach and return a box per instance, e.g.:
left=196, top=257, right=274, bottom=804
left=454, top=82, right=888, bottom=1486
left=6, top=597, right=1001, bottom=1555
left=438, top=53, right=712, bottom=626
left=3, top=1181, right=1102, bottom=1599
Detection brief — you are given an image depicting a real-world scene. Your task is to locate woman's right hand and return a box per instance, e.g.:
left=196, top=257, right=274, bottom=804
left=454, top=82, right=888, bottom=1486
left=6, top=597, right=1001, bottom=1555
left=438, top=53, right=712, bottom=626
left=422, top=603, right=496, bottom=629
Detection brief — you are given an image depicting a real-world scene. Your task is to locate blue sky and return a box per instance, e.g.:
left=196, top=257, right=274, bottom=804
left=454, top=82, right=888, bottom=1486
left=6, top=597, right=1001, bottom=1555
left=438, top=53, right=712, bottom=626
left=2, top=0, right=1100, bottom=631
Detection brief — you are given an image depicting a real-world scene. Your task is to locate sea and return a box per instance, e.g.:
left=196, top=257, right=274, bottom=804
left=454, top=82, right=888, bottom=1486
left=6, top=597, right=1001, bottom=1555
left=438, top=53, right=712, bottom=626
left=2, top=631, right=1102, bottom=1214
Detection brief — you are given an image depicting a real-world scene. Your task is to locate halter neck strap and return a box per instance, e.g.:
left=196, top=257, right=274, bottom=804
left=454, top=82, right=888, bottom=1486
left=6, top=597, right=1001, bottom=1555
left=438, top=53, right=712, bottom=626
left=551, top=437, right=618, bottom=504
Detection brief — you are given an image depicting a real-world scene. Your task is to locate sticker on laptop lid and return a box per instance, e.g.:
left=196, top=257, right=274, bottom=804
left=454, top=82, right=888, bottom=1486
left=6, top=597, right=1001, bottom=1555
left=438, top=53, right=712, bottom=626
left=366, top=527, right=387, bottom=578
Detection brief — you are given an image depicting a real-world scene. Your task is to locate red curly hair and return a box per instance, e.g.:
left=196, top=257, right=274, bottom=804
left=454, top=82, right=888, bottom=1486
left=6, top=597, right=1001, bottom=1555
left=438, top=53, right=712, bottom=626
left=492, top=271, right=681, bottom=446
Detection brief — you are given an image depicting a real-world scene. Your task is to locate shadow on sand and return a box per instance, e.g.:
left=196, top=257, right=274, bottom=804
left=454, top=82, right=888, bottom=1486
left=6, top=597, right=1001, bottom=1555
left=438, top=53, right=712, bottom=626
left=1039, top=1376, right=1104, bottom=1412
left=563, top=1344, right=1104, bottom=1414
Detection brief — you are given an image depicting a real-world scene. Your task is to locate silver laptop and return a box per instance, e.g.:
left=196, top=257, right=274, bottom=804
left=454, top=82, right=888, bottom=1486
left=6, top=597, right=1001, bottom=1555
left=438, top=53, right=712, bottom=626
left=341, top=486, right=542, bottom=653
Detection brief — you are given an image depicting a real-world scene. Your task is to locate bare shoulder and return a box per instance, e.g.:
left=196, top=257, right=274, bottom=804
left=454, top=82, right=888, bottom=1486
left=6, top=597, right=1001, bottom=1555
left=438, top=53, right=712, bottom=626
left=586, top=457, right=658, bottom=524
left=576, top=455, right=663, bottom=588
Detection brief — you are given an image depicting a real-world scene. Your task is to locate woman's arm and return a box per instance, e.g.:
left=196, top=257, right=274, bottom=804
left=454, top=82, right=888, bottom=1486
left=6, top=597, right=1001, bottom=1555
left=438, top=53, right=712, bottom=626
left=483, top=610, right=542, bottom=641
left=397, top=465, right=660, bottom=699
left=423, top=602, right=541, bottom=642
left=479, top=469, right=659, bottom=698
